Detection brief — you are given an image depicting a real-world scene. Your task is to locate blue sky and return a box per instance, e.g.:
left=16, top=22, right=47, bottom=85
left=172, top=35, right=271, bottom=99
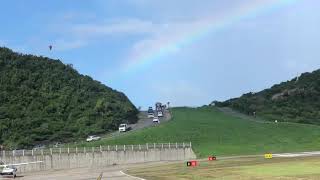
left=1, top=0, right=320, bottom=109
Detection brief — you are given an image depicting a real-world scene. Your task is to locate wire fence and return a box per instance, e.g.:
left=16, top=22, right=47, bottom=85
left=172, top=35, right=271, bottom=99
left=0, top=142, right=192, bottom=157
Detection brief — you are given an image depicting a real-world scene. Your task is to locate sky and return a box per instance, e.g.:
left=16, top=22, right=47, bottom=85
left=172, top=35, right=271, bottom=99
left=1, top=0, right=320, bottom=109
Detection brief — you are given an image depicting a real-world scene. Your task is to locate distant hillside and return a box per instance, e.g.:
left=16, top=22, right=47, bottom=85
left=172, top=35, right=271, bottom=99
left=214, top=69, right=320, bottom=125
left=0, top=47, right=138, bottom=148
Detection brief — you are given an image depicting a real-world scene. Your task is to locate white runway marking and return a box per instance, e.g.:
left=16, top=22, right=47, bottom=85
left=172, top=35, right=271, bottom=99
left=273, top=151, right=320, bottom=158
left=120, top=171, right=146, bottom=180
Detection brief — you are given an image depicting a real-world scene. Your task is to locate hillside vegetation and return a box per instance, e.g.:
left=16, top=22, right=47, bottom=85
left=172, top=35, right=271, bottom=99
left=215, top=69, right=320, bottom=125
left=81, top=107, right=320, bottom=157
left=0, top=47, right=138, bottom=148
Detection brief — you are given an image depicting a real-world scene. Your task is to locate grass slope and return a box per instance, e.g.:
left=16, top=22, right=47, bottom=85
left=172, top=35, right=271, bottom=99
left=83, top=107, right=320, bottom=157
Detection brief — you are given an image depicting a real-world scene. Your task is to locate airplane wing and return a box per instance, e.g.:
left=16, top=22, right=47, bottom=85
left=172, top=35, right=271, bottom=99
left=0, top=161, right=43, bottom=167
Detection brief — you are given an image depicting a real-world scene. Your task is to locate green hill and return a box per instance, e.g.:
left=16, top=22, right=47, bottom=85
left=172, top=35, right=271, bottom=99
left=0, top=47, right=138, bottom=149
left=214, top=69, right=320, bottom=125
left=80, top=107, right=320, bottom=157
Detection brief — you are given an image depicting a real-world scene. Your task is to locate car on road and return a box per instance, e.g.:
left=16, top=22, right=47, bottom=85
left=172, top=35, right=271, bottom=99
left=153, top=117, right=160, bottom=123
left=157, top=111, right=163, bottom=117
left=148, top=113, right=154, bottom=118
left=33, top=144, right=46, bottom=150
left=54, top=142, right=62, bottom=147
left=86, top=135, right=101, bottom=142
left=119, top=124, right=128, bottom=132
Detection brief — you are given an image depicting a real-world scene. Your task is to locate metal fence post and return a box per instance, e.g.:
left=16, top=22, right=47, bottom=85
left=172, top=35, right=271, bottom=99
left=32, top=149, right=34, bottom=156
left=76, top=147, right=78, bottom=154
left=154, top=143, right=156, bottom=149
left=131, top=145, right=134, bottom=151
left=50, top=148, right=53, bottom=155
left=12, top=150, right=14, bottom=157
left=161, top=143, right=163, bottom=149
left=124, top=145, right=126, bottom=151
left=92, top=147, right=94, bottom=153
left=22, top=149, right=25, bottom=156
left=139, top=144, right=141, bottom=150
left=176, top=142, right=178, bottom=149
left=59, top=148, right=62, bottom=154
left=146, top=143, right=148, bottom=150
left=183, top=142, right=185, bottom=148
left=169, top=142, right=171, bottom=149
left=108, top=145, right=110, bottom=151
left=100, top=145, right=102, bottom=152
left=116, top=145, right=118, bottom=151
left=84, top=147, right=86, bottom=153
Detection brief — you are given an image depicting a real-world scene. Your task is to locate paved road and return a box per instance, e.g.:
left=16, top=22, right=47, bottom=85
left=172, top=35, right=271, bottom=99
left=6, top=168, right=135, bottom=180
left=217, top=107, right=270, bottom=123
left=5, top=162, right=167, bottom=180
left=273, top=151, right=320, bottom=158
left=102, top=110, right=171, bottom=140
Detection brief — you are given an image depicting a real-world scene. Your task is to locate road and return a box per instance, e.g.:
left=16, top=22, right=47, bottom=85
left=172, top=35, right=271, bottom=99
left=5, top=162, right=167, bottom=180
left=101, top=110, right=171, bottom=140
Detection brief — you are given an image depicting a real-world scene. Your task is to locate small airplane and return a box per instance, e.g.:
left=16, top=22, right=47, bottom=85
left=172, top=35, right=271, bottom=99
left=0, top=161, right=42, bottom=178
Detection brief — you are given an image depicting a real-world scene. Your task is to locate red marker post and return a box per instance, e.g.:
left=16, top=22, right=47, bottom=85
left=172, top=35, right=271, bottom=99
left=186, top=160, right=198, bottom=167
left=208, top=156, right=217, bottom=161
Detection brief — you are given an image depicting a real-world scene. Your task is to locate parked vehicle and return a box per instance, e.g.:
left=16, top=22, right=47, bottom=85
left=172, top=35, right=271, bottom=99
left=86, top=135, right=101, bottom=142
left=148, top=106, right=153, bottom=112
left=153, top=117, right=160, bottom=123
left=119, top=124, right=128, bottom=132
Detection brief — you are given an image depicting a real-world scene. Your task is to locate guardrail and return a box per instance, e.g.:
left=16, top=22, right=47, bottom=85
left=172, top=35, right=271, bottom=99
left=0, top=142, right=192, bottom=157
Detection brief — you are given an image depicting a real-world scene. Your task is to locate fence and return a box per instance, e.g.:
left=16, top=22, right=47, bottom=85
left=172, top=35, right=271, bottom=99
left=0, top=142, right=192, bottom=157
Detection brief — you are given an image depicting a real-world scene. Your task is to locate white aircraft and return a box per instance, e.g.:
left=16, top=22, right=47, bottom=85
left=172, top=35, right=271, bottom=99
left=0, top=161, right=42, bottom=178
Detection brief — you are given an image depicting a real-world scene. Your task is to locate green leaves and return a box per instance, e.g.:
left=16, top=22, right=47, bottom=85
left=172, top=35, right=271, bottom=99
left=0, top=47, right=138, bottom=149
left=217, top=69, right=320, bottom=125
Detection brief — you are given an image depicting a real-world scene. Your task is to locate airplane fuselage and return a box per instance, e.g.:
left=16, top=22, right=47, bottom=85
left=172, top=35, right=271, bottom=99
left=0, top=166, right=17, bottom=177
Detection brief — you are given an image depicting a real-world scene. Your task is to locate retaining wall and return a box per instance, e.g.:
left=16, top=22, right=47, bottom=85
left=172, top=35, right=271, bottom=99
left=0, top=143, right=196, bottom=173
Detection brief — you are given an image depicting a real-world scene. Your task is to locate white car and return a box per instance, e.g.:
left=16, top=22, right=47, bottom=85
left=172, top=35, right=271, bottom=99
left=0, top=165, right=17, bottom=178
left=86, top=135, right=101, bottom=142
left=147, top=113, right=154, bottom=118
left=153, top=117, right=160, bottom=123
left=119, top=124, right=127, bottom=132
left=157, top=111, right=163, bottom=117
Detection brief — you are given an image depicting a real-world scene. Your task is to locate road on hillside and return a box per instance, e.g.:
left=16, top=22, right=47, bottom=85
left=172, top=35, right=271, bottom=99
left=217, top=107, right=270, bottom=123
left=102, top=109, right=171, bottom=140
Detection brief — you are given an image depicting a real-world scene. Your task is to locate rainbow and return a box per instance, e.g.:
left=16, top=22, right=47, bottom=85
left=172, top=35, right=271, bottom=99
left=122, top=0, right=299, bottom=74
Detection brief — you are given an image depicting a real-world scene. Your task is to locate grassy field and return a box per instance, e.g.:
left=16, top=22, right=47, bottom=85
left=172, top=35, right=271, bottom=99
left=79, top=107, right=320, bottom=157
left=127, top=156, right=320, bottom=180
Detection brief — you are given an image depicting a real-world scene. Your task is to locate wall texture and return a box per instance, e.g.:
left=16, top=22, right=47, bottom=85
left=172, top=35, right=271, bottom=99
left=0, top=143, right=196, bottom=173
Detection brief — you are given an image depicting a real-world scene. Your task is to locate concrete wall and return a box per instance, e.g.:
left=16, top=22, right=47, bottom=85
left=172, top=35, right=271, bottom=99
left=1, top=147, right=196, bottom=173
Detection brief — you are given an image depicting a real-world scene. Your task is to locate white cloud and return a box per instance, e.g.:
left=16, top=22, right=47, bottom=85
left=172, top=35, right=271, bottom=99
left=69, top=19, right=158, bottom=38
left=52, top=39, right=87, bottom=51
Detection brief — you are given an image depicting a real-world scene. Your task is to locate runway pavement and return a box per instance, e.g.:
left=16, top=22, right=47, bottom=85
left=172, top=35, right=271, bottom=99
left=1, top=162, right=166, bottom=180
